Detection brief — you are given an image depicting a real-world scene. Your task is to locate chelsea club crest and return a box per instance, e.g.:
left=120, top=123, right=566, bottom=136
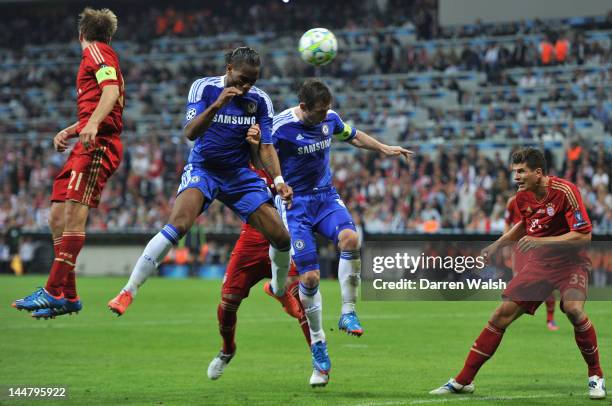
left=322, top=124, right=330, bottom=136
left=246, top=101, right=257, bottom=114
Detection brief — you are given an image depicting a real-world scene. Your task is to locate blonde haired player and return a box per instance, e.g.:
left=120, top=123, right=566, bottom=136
left=13, top=8, right=125, bottom=319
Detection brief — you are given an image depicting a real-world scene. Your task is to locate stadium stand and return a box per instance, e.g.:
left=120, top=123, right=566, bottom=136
left=0, top=1, right=610, bottom=273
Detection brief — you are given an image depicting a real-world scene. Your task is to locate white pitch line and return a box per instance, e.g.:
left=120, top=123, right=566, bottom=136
left=352, top=393, right=567, bottom=406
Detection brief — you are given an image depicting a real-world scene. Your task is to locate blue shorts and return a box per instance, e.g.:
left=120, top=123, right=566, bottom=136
left=178, top=164, right=272, bottom=223
left=276, top=187, right=356, bottom=274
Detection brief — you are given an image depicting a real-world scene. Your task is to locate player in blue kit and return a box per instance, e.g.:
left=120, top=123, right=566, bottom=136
left=108, top=47, right=301, bottom=327
left=273, top=79, right=413, bottom=386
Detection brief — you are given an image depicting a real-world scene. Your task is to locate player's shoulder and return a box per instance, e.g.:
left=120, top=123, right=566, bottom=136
left=247, top=85, right=273, bottom=111
left=272, top=108, right=298, bottom=133
left=549, top=176, right=581, bottom=208
left=514, top=191, right=530, bottom=207
left=549, top=176, right=578, bottom=190
left=506, top=194, right=517, bottom=209
left=248, top=85, right=271, bottom=101
left=84, top=42, right=117, bottom=63
left=188, top=76, right=223, bottom=103
left=326, top=109, right=342, bottom=121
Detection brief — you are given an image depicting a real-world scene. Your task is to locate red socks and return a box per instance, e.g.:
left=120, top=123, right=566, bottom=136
left=574, top=317, right=604, bottom=377
left=545, top=296, right=555, bottom=322
left=51, top=236, right=78, bottom=299
left=45, top=232, right=85, bottom=297
left=455, top=321, right=505, bottom=385
left=218, top=298, right=240, bottom=354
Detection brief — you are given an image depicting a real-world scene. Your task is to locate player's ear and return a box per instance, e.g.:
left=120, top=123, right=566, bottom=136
left=299, top=102, right=307, bottom=112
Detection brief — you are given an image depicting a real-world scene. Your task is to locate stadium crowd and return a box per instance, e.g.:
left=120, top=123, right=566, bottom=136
left=1, top=135, right=610, bottom=236
left=0, top=1, right=611, bottom=238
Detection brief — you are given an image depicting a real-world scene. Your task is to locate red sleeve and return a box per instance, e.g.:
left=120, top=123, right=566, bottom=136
left=504, top=196, right=521, bottom=226
left=85, top=43, right=120, bottom=89
left=557, top=181, right=592, bottom=233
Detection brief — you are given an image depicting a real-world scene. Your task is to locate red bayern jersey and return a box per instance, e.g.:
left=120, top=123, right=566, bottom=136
left=504, top=195, right=521, bottom=228
left=77, top=42, right=124, bottom=135
left=515, top=176, right=592, bottom=268
left=515, top=176, right=592, bottom=237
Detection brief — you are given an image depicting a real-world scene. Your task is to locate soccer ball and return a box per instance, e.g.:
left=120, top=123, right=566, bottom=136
left=298, top=28, right=337, bottom=66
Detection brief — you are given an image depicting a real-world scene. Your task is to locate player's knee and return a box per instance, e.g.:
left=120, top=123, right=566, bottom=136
left=166, top=216, right=192, bottom=237
left=563, top=302, right=585, bottom=323
left=338, top=230, right=360, bottom=251
left=269, top=228, right=291, bottom=251
left=491, top=303, right=518, bottom=328
left=222, top=293, right=243, bottom=303
left=48, top=211, right=63, bottom=232
left=300, top=271, right=320, bottom=288
left=63, top=203, right=89, bottom=230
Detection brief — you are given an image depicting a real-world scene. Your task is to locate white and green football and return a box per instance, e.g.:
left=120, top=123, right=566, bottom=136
left=298, top=28, right=338, bottom=66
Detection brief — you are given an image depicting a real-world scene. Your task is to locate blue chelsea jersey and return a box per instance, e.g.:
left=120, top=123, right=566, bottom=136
left=273, top=108, right=356, bottom=193
left=184, top=75, right=274, bottom=169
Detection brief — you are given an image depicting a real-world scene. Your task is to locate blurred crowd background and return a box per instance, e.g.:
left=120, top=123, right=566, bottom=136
left=0, top=0, right=610, bottom=276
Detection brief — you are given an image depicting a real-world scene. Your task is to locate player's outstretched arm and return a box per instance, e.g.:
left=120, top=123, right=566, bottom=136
left=517, top=230, right=591, bottom=252
left=483, top=221, right=526, bottom=261
left=348, top=130, right=413, bottom=160
left=259, top=143, right=292, bottom=205
left=80, top=85, right=120, bottom=149
left=184, top=86, right=242, bottom=141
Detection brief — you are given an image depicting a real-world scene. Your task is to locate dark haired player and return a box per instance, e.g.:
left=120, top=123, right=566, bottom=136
left=505, top=195, right=558, bottom=331
left=431, top=148, right=605, bottom=400
left=108, top=47, right=300, bottom=318
left=13, top=8, right=124, bottom=318
left=273, top=78, right=412, bottom=386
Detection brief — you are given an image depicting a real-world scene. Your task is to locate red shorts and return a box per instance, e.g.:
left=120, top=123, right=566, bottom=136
left=51, top=135, right=122, bottom=208
left=503, top=262, right=589, bottom=315
left=222, top=226, right=298, bottom=298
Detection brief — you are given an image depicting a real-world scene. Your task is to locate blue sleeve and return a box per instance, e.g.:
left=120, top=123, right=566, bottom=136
left=257, top=92, right=274, bottom=144
left=183, top=79, right=210, bottom=128
left=330, top=110, right=356, bottom=141
left=183, top=100, right=206, bottom=128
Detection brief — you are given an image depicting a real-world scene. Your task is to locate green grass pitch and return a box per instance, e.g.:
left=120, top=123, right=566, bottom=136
left=1, top=275, right=609, bottom=405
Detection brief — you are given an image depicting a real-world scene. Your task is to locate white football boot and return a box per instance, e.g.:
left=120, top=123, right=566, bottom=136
left=429, top=378, right=475, bottom=395
left=207, top=351, right=235, bottom=380
left=310, top=369, right=329, bottom=387
left=588, top=375, right=606, bottom=400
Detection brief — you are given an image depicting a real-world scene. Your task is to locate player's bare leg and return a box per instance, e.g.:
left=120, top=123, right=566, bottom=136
left=430, top=300, right=524, bottom=395
left=109, top=189, right=204, bottom=315
left=561, top=291, right=606, bottom=400
left=336, top=229, right=363, bottom=336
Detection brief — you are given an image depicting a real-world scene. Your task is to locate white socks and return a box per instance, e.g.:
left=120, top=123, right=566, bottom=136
left=122, top=224, right=178, bottom=295
left=269, top=245, right=290, bottom=296
left=338, top=250, right=361, bottom=314
left=299, top=282, right=325, bottom=343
